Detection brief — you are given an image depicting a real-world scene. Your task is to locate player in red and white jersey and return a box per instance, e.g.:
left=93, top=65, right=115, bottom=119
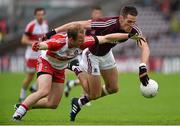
left=42, top=6, right=150, bottom=121
left=19, top=8, right=48, bottom=102
left=12, top=23, right=142, bottom=121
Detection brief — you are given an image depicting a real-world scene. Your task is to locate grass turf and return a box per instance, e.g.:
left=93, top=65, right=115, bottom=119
left=0, top=72, right=180, bottom=125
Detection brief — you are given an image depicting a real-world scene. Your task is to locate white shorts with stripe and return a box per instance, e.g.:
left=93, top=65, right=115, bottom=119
left=80, top=48, right=116, bottom=75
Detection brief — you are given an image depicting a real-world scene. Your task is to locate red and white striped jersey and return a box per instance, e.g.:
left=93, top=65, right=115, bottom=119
left=40, top=33, right=96, bottom=70
left=25, top=19, right=48, bottom=59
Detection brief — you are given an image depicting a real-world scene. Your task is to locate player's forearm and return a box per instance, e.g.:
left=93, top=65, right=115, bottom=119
left=21, top=36, right=34, bottom=45
left=98, top=33, right=129, bottom=44
left=139, top=41, right=150, bottom=64
left=54, top=20, right=91, bottom=33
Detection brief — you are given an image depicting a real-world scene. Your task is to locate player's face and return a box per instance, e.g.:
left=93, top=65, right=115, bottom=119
left=91, top=10, right=103, bottom=20
left=35, top=10, right=45, bottom=24
left=120, top=14, right=137, bottom=32
left=72, top=30, right=85, bottom=47
left=76, top=32, right=85, bottom=46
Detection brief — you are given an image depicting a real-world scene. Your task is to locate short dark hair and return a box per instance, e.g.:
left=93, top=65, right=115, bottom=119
left=34, top=7, right=45, bottom=15
left=67, top=24, right=84, bottom=41
left=120, top=6, right=138, bottom=17
left=91, top=5, right=102, bottom=11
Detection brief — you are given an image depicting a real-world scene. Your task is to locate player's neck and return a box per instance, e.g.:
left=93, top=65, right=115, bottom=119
left=36, top=20, right=43, bottom=25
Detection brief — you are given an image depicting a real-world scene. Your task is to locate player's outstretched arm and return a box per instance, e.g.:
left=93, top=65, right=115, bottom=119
left=137, top=38, right=150, bottom=64
left=43, top=20, right=91, bottom=40
left=55, top=20, right=91, bottom=33
left=96, top=32, right=142, bottom=44
left=32, top=39, right=65, bottom=52
left=137, top=38, right=150, bottom=86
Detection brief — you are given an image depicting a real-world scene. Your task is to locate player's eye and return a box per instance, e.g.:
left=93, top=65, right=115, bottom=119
left=127, top=20, right=136, bottom=24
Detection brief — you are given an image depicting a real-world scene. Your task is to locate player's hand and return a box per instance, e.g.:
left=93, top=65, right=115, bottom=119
left=32, top=42, right=40, bottom=52
left=42, top=29, right=57, bottom=41
left=128, top=33, right=145, bottom=42
left=139, top=63, right=149, bottom=86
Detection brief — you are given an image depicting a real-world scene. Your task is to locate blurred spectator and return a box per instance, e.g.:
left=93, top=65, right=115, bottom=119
left=160, top=0, right=170, bottom=20
left=170, top=0, right=180, bottom=12
left=0, top=55, right=10, bottom=72
left=169, top=13, right=180, bottom=39
left=142, top=0, right=152, bottom=6
left=0, top=29, right=3, bottom=42
left=0, top=17, right=8, bottom=42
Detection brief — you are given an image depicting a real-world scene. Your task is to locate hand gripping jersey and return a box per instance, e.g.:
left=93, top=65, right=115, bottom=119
left=89, top=16, right=142, bottom=56
left=40, top=33, right=97, bottom=70
left=25, top=19, right=49, bottom=59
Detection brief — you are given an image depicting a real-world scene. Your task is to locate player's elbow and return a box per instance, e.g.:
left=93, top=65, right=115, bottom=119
left=21, top=37, right=25, bottom=44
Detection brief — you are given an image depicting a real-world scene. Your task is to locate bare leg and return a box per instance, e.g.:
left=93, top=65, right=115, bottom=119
left=22, top=74, right=52, bottom=107
left=19, top=72, right=35, bottom=101
left=32, top=82, right=64, bottom=109
left=100, top=67, right=119, bottom=97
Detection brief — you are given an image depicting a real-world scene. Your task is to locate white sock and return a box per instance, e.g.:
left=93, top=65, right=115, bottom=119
left=69, top=80, right=75, bottom=88
left=74, top=79, right=80, bottom=85
left=13, top=105, right=27, bottom=118
left=102, top=85, right=109, bottom=95
left=20, top=88, right=26, bottom=99
left=31, top=83, right=38, bottom=90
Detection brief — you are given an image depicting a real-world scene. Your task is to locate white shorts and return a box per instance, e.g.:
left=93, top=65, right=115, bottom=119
left=80, top=48, right=116, bottom=75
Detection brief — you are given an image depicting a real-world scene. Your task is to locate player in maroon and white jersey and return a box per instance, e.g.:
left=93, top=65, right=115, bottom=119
left=19, top=8, right=48, bottom=102
left=12, top=23, right=141, bottom=120
left=42, top=6, right=150, bottom=121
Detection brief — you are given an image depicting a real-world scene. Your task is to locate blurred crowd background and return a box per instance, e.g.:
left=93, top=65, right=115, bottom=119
left=0, top=0, right=180, bottom=73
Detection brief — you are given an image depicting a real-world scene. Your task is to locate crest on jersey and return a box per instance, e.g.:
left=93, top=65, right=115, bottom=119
left=94, top=68, right=98, bottom=73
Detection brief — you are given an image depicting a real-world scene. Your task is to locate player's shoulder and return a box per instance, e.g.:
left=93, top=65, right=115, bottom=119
left=25, top=20, right=36, bottom=31
left=26, top=20, right=36, bottom=28
left=91, top=16, right=119, bottom=27
left=92, top=16, right=118, bottom=22
left=51, top=33, right=67, bottom=43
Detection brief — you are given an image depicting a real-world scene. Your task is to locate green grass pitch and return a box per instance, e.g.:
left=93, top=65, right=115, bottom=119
left=0, top=72, right=180, bottom=125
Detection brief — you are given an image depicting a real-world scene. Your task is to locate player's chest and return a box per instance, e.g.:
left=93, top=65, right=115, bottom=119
left=56, top=43, right=81, bottom=57
left=33, top=24, right=48, bottom=34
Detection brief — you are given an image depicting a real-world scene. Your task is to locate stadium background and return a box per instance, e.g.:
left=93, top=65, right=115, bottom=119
left=0, top=0, right=180, bottom=125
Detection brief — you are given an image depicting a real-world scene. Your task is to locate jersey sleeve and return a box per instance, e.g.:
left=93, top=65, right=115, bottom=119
left=90, top=17, right=118, bottom=35
left=80, top=36, right=98, bottom=50
left=24, top=22, right=35, bottom=36
left=46, top=34, right=66, bottom=51
left=131, top=24, right=143, bottom=36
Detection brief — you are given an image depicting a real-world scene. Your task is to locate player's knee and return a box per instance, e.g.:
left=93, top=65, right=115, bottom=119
left=46, top=98, right=59, bottom=109
left=107, top=85, right=119, bottom=94
left=49, top=104, right=58, bottom=109
left=38, top=89, right=50, bottom=98
left=47, top=101, right=59, bottom=109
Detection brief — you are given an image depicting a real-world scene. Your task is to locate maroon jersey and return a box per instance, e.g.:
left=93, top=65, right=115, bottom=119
left=88, top=16, right=142, bottom=56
